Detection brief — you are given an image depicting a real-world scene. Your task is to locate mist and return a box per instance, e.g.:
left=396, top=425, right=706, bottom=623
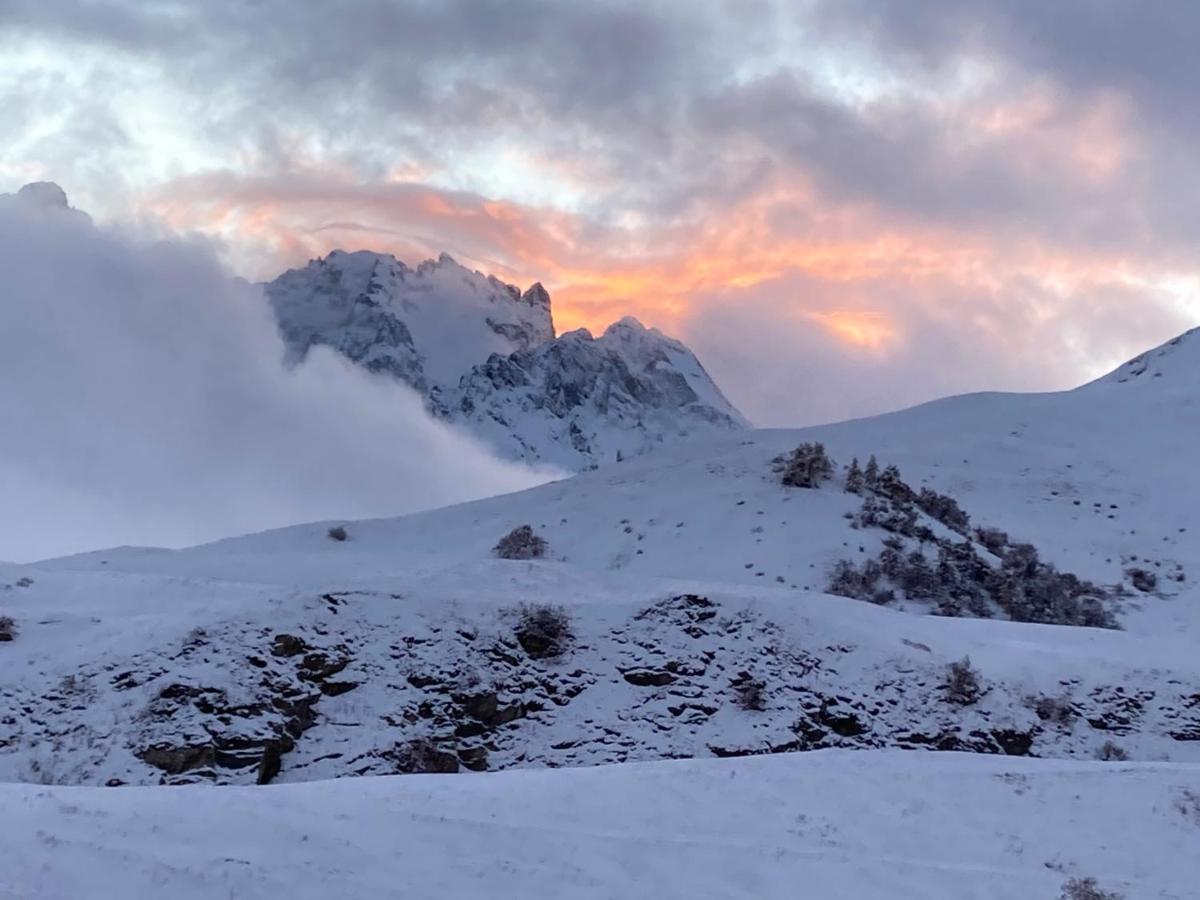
left=0, top=184, right=556, bottom=562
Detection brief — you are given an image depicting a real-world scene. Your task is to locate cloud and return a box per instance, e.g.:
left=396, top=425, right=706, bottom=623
left=680, top=269, right=1192, bottom=427
left=0, top=185, right=554, bottom=562
left=2, top=1, right=1198, bottom=434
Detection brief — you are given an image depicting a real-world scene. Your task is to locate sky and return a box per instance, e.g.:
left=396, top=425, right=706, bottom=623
left=2, top=3, right=1199, bottom=560
left=3, top=2, right=1199, bottom=425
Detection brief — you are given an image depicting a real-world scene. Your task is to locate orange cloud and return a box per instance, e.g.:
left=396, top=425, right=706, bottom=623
left=140, top=166, right=1185, bottom=364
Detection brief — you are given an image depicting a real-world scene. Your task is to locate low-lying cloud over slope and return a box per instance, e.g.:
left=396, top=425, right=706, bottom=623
left=0, top=185, right=553, bottom=561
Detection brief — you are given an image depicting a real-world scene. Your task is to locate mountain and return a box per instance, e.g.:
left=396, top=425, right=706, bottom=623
left=1085, top=324, right=1200, bottom=387
left=4, top=326, right=1199, bottom=899
left=266, top=250, right=555, bottom=393
left=266, top=250, right=747, bottom=469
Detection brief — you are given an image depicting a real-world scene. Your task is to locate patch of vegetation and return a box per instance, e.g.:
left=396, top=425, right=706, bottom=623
left=513, top=602, right=573, bottom=659
left=943, top=657, right=983, bottom=706
left=732, top=675, right=767, bottom=711
left=494, top=525, right=548, bottom=560
left=0, top=614, right=15, bottom=642
left=776, top=442, right=834, bottom=489
left=1060, top=877, right=1124, bottom=900
left=1031, top=695, right=1076, bottom=726
left=1095, top=740, right=1129, bottom=761
left=327, top=525, right=348, bottom=542
left=827, top=459, right=1119, bottom=628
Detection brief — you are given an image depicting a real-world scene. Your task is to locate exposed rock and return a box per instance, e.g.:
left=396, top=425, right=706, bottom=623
left=139, top=744, right=215, bottom=775
left=271, top=634, right=308, bottom=658
left=460, top=692, right=525, bottom=728
left=257, top=742, right=284, bottom=785
left=623, top=668, right=676, bottom=687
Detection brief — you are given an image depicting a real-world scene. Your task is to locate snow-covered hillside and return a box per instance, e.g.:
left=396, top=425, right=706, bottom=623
left=266, top=250, right=747, bottom=469
left=3, top=325, right=1199, bottom=898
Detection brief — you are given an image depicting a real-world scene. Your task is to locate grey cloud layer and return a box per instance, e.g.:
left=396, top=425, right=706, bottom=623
left=2, top=1, right=1197, bottom=433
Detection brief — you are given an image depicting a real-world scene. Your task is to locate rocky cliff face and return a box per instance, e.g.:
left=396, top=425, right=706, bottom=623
left=433, top=317, right=748, bottom=469
left=266, top=250, right=554, bottom=395
left=267, top=251, right=747, bottom=468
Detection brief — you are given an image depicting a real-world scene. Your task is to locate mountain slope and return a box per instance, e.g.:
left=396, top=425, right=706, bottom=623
left=4, top=323, right=1199, bottom=791
left=434, top=316, right=748, bottom=468
left=265, top=250, right=747, bottom=469
left=3, top=325, right=1199, bottom=900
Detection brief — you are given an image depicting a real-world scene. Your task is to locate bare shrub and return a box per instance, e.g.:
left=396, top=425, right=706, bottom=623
left=1175, top=788, right=1200, bottom=826
left=1124, top=567, right=1157, bottom=592
left=1095, top=740, right=1129, bottom=761
left=732, top=676, right=767, bottom=711
left=0, top=614, right=15, bottom=642
left=1060, top=877, right=1124, bottom=900
left=1032, top=695, right=1075, bottom=726
left=494, top=525, right=548, bottom=560
left=327, top=525, right=348, bottom=542
left=974, top=527, right=1009, bottom=556
left=779, top=442, right=834, bottom=488
left=514, top=602, right=573, bottom=659
left=944, top=657, right=982, bottom=705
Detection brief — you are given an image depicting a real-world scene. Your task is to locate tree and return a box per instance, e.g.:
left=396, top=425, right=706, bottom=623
left=864, top=455, right=880, bottom=488
left=780, top=442, right=834, bottom=489
left=845, top=457, right=865, bottom=494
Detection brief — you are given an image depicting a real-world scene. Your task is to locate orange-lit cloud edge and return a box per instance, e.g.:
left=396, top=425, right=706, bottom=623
left=140, top=83, right=1194, bottom=388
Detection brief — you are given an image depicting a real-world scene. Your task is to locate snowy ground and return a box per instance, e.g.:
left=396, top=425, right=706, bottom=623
left=7, top=750, right=1198, bottom=900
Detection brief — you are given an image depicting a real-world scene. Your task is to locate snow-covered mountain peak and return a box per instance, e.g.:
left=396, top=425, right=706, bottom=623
left=265, top=251, right=747, bottom=468
left=265, top=249, right=555, bottom=392
left=1086, top=325, right=1200, bottom=388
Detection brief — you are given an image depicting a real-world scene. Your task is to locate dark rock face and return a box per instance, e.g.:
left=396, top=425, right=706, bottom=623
left=139, top=744, right=215, bottom=775
left=271, top=634, right=308, bottom=658
left=387, top=739, right=461, bottom=774
left=460, top=692, right=525, bottom=728
left=256, top=742, right=284, bottom=785
left=11, top=591, right=1200, bottom=787
left=623, top=668, right=676, bottom=687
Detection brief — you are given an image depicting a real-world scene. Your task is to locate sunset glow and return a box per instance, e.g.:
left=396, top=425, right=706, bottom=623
left=3, top=2, right=1198, bottom=424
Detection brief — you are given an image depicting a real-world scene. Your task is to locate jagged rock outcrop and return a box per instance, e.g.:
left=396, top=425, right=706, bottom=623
left=266, top=250, right=555, bottom=394
left=266, top=250, right=747, bottom=469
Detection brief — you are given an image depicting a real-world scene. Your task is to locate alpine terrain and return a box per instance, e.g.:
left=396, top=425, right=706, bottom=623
left=266, top=250, right=748, bottom=469
left=2, top=317, right=1199, bottom=899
